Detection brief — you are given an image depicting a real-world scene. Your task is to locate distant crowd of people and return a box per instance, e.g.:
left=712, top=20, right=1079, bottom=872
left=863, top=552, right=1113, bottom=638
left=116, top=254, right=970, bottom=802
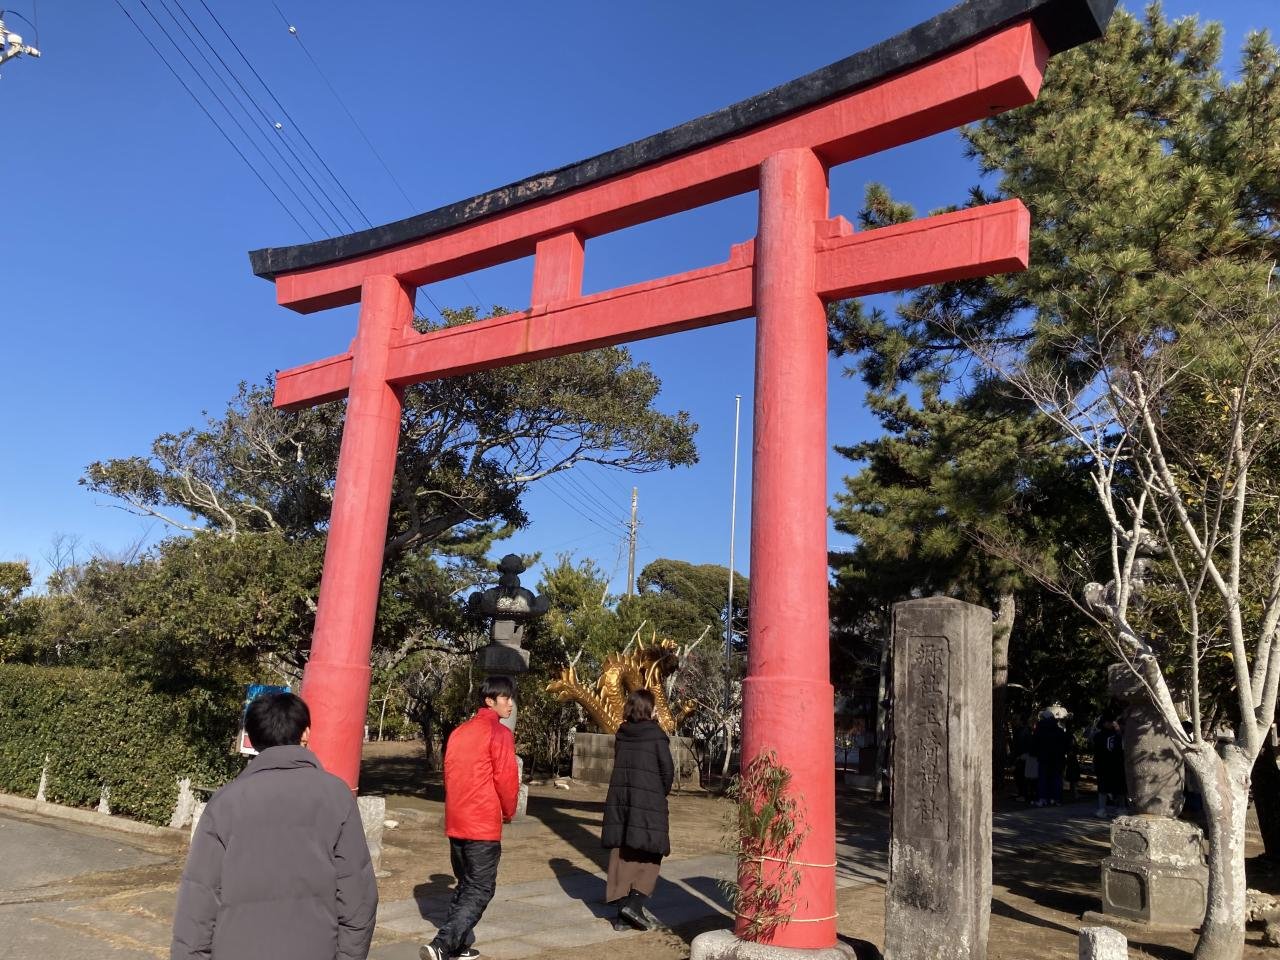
left=169, top=679, right=675, bottom=960
left=1011, top=705, right=1126, bottom=817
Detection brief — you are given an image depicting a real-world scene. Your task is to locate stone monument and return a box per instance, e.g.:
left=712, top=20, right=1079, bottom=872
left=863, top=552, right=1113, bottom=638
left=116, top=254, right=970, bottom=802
left=1107, top=661, right=1184, bottom=816
left=468, top=554, right=549, bottom=818
left=885, top=597, right=992, bottom=960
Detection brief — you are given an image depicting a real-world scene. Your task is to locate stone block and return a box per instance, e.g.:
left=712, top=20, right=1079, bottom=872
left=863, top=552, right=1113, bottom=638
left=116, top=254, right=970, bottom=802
left=1109, top=816, right=1203, bottom=867
left=572, top=731, right=700, bottom=788
left=1099, top=816, right=1206, bottom=928
left=885, top=598, right=992, bottom=960
left=509, top=756, right=529, bottom=821
left=1079, top=926, right=1127, bottom=960
left=478, top=641, right=530, bottom=675
left=169, top=777, right=199, bottom=830
left=690, top=929, right=857, bottom=960
left=357, top=794, right=386, bottom=874
left=1100, top=857, right=1206, bottom=927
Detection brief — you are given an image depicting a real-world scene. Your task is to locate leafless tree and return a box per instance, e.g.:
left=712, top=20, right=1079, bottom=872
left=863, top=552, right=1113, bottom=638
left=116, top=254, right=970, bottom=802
left=949, top=274, right=1280, bottom=960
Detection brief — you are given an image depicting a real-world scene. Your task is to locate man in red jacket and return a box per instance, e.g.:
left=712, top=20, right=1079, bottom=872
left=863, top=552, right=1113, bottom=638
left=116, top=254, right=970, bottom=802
left=420, top=676, right=519, bottom=960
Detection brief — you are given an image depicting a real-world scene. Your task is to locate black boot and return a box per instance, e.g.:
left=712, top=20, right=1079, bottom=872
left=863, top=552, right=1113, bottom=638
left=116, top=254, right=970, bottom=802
left=618, top=892, right=651, bottom=931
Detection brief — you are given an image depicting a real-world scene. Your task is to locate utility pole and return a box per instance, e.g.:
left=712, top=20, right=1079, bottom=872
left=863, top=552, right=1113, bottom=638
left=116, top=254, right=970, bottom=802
left=725, top=394, right=742, bottom=708
left=626, top=486, right=638, bottom=597
left=0, top=16, right=41, bottom=69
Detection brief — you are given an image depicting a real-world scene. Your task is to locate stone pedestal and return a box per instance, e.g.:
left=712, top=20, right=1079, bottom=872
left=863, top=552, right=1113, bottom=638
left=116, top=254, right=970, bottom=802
left=357, top=794, right=386, bottom=875
left=571, top=731, right=700, bottom=789
left=885, top=598, right=992, bottom=960
left=1098, top=816, right=1206, bottom=928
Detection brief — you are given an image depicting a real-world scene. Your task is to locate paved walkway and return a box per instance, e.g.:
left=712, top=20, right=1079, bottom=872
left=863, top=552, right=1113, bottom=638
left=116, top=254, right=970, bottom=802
left=0, top=800, right=1118, bottom=960
left=365, top=804, right=1112, bottom=958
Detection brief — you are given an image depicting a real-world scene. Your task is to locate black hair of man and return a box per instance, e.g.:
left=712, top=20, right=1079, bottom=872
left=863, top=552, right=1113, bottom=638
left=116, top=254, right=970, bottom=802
left=623, top=688, right=656, bottom=723
left=479, top=675, right=515, bottom=707
left=245, top=692, right=311, bottom=750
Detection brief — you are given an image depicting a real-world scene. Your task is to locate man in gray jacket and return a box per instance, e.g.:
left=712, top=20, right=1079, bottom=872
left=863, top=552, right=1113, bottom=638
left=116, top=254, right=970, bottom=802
left=171, top=693, right=378, bottom=960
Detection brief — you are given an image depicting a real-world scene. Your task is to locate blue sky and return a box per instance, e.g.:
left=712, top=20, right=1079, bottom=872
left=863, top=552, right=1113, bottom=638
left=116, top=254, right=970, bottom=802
left=1, top=0, right=1274, bottom=594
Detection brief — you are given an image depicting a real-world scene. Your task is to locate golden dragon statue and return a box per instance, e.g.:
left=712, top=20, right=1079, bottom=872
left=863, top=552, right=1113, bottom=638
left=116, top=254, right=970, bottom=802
left=546, top=633, right=697, bottom=735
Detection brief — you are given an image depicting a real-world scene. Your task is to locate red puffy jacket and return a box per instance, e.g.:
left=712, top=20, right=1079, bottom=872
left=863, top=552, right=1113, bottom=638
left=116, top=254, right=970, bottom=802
left=443, top=707, right=519, bottom=841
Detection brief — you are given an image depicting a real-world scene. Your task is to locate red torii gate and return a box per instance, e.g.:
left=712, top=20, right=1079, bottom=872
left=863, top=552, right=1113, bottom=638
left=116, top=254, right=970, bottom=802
left=250, top=0, right=1114, bottom=949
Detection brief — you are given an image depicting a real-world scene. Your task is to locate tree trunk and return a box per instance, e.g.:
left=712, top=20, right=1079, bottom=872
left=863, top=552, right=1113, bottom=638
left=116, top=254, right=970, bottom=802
left=1252, top=733, right=1280, bottom=860
left=414, top=707, right=440, bottom=770
left=992, top=590, right=1015, bottom=800
left=720, top=717, right=735, bottom=779
left=1186, top=743, right=1250, bottom=960
left=874, top=621, right=892, bottom=803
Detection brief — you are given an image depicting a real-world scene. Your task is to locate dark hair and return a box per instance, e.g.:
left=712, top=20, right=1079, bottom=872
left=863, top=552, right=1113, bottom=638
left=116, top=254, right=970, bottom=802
left=624, top=688, right=656, bottom=724
left=480, top=675, right=515, bottom=706
left=245, top=692, right=311, bottom=750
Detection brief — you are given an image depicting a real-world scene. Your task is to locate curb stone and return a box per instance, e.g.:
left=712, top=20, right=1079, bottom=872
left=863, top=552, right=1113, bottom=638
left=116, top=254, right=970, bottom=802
left=0, top=790, right=186, bottom=841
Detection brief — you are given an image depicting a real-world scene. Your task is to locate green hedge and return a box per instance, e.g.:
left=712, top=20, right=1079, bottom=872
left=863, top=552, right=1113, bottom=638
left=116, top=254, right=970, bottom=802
left=0, top=664, right=236, bottom=825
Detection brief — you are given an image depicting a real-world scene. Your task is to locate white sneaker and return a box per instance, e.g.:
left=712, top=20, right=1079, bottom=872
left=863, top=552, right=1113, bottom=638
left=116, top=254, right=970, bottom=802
left=419, top=944, right=446, bottom=960
left=453, top=949, right=480, bottom=960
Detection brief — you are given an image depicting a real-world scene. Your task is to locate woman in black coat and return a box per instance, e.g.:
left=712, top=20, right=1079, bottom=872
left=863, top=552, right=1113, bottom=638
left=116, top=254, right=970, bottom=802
left=601, top=688, right=674, bottom=930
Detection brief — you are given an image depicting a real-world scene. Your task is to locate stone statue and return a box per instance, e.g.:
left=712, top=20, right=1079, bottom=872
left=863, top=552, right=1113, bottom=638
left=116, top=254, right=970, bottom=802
left=468, top=554, right=549, bottom=676
left=1107, top=661, right=1185, bottom=818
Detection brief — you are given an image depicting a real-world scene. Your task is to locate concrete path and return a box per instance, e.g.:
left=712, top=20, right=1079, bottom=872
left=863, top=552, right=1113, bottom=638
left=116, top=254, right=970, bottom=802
left=366, top=803, right=1111, bottom=958
left=0, top=799, right=1117, bottom=960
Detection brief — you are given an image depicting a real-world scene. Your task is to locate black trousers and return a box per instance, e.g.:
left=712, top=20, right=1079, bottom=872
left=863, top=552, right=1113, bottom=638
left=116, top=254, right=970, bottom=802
left=433, top=838, right=502, bottom=953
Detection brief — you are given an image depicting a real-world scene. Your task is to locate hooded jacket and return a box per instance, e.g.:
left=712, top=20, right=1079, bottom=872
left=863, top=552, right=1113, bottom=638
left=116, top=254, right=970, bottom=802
left=601, top=719, right=674, bottom=856
left=170, top=745, right=378, bottom=960
left=443, top=706, right=520, bottom=841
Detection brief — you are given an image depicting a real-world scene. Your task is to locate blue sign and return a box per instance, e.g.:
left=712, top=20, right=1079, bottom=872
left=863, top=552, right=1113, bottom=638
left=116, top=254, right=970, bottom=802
left=237, top=683, right=291, bottom=755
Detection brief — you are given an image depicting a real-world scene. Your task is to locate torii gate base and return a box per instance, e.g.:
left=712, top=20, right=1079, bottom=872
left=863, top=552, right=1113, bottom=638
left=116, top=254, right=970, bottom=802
left=249, top=1, right=1114, bottom=952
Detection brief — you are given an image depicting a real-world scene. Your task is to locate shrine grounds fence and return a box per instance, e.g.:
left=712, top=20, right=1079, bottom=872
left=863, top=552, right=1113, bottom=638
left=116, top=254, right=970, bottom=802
left=0, top=664, right=236, bottom=825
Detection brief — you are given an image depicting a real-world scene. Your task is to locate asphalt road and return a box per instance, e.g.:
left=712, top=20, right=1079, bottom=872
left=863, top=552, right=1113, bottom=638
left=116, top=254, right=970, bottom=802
left=0, top=810, right=175, bottom=960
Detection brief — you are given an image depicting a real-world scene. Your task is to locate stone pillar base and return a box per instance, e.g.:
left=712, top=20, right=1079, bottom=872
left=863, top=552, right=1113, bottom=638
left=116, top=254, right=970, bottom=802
left=1097, top=816, right=1206, bottom=928
left=690, top=930, right=859, bottom=960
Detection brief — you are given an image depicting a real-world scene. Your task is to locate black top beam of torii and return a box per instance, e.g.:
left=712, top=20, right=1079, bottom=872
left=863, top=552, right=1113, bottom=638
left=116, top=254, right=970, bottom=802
left=248, top=0, right=1116, bottom=281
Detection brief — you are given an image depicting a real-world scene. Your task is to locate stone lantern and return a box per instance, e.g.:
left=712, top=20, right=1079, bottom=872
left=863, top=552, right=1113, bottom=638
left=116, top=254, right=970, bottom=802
left=467, top=554, right=548, bottom=820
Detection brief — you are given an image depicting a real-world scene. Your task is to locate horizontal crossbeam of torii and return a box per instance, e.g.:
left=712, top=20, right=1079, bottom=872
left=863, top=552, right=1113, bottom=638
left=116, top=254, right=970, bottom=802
left=250, top=0, right=1115, bottom=950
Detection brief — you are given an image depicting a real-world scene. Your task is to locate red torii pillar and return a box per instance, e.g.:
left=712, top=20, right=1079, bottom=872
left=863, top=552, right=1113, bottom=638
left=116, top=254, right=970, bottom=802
left=249, top=1, right=1113, bottom=949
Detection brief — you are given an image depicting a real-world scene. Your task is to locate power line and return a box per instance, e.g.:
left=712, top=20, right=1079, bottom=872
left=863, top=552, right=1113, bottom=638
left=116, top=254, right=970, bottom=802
left=266, top=4, right=488, bottom=319
left=112, top=0, right=313, bottom=238
left=136, top=0, right=328, bottom=235
left=270, top=1, right=417, bottom=212
left=550, top=460, right=622, bottom=523
left=153, top=0, right=339, bottom=236
left=193, top=0, right=373, bottom=231
left=166, top=0, right=358, bottom=234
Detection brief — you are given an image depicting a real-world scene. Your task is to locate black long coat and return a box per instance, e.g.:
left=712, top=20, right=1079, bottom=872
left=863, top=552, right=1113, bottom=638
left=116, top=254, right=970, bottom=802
left=601, top=719, right=674, bottom=856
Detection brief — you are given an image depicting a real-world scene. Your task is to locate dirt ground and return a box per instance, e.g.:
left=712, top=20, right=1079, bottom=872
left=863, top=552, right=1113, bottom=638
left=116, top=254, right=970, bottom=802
left=361, top=740, right=1279, bottom=960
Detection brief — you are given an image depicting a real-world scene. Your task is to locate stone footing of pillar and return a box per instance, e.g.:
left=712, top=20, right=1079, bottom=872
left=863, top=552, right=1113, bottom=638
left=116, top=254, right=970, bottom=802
left=690, top=930, right=860, bottom=960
